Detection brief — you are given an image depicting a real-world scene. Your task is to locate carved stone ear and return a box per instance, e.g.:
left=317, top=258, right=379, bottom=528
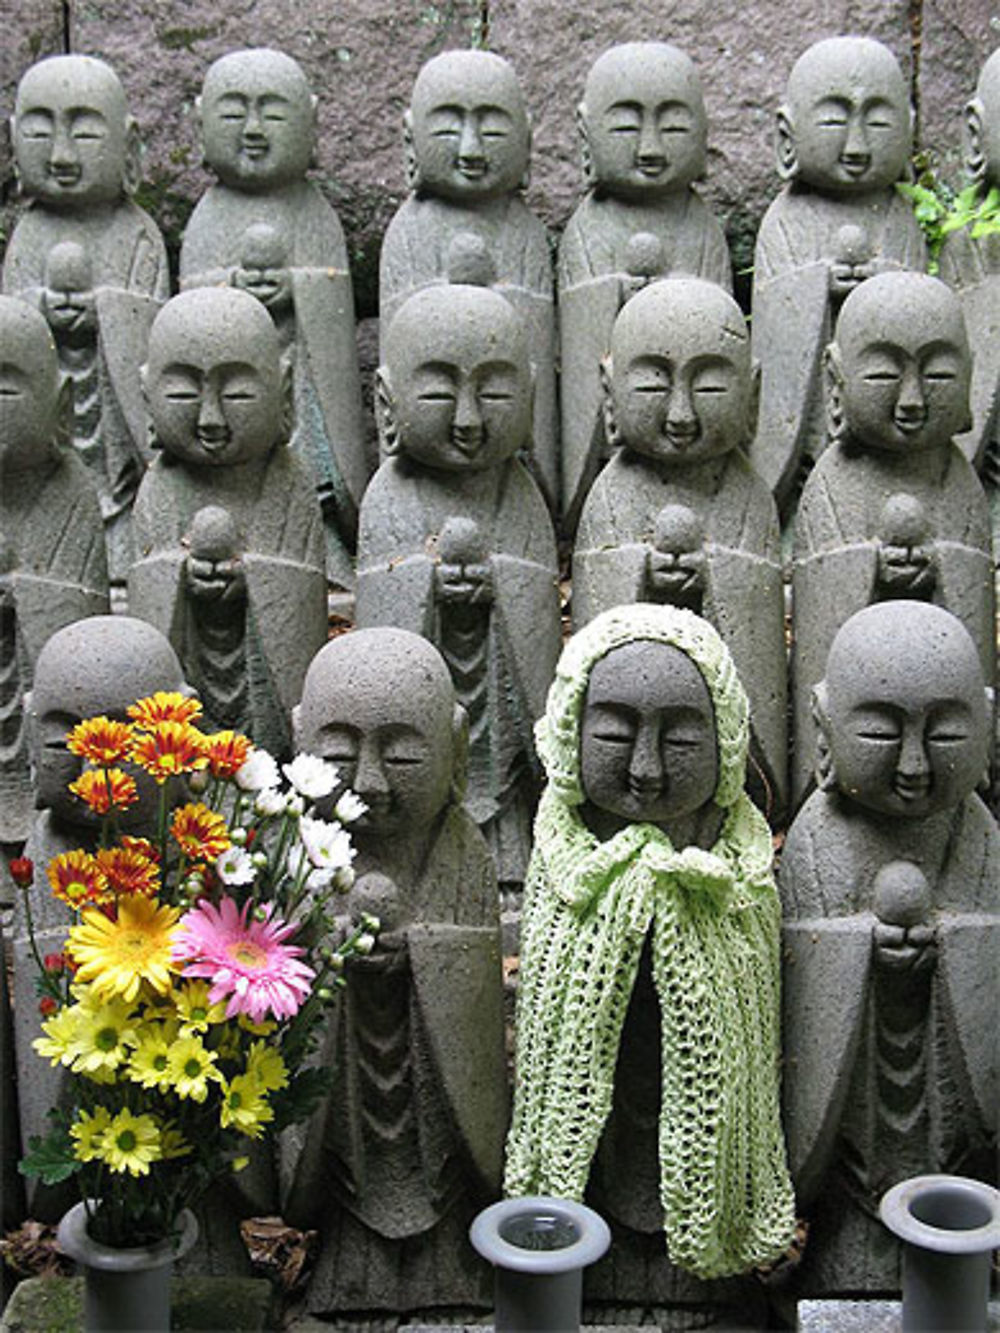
left=745, top=359, right=761, bottom=447
left=600, top=355, right=619, bottom=447
left=576, top=103, right=595, bottom=190
left=403, top=110, right=421, bottom=192
left=966, top=97, right=987, bottom=184
left=122, top=117, right=142, bottom=198
left=450, top=701, right=469, bottom=803
left=776, top=105, right=797, bottom=182
left=811, top=681, right=837, bottom=791
left=375, top=367, right=400, bottom=455
left=824, top=342, right=847, bottom=446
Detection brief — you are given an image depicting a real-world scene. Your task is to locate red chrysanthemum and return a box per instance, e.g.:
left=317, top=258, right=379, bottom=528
left=170, top=803, right=231, bottom=862
left=131, top=723, right=208, bottom=783
left=202, top=731, right=253, bottom=780
left=66, top=716, right=134, bottom=765
left=128, top=692, right=203, bottom=728
left=47, top=850, right=110, bottom=909
left=95, top=846, right=161, bottom=898
left=69, top=768, right=138, bottom=815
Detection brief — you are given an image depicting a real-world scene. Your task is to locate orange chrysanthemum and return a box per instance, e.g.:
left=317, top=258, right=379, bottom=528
left=128, top=693, right=203, bottom=728
left=202, top=731, right=253, bottom=780
left=66, top=716, right=134, bottom=766
left=131, top=722, right=208, bottom=783
left=68, top=768, right=138, bottom=815
left=170, top=803, right=231, bottom=862
left=120, top=835, right=160, bottom=864
left=47, top=850, right=111, bottom=909
left=95, top=846, right=161, bottom=898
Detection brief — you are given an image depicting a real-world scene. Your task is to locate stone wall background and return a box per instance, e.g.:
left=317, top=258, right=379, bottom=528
left=2, top=0, right=999, bottom=319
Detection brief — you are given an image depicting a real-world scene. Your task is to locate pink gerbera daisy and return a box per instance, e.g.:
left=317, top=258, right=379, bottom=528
left=172, top=898, right=314, bottom=1023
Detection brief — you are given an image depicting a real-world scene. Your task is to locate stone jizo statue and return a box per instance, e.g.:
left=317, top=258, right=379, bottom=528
left=573, top=278, right=787, bottom=817
left=751, top=36, right=926, bottom=520
left=0, top=296, right=108, bottom=850
left=181, top=47, right=369, bottom=589
left=505, top=604, right=794, bottom=1321
left=356, top=282, right=561, bottom=889
left=559, top=43, right=732, bottom=528
left=5, top=54, right=168, bottom=581
left=380, top=49, right=557, bottom=510
left=791, top=271, right=994, bottom=806
left=129, top=286, right=327, bottom=759
left=781, top=600, right=999, bottom=1295
left=285, top=627, right=507, bottom=1317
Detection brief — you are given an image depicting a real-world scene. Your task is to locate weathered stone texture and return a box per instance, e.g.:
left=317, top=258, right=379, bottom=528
left=0, top=2, right=65, bottom=245
left=919, top=0, right=1000, bottom=183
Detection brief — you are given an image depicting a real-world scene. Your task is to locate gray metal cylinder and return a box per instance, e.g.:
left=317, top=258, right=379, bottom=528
left=880, top=1174, right=1000, bottom=1332
left=470, top=1196, right=611, bottom=1333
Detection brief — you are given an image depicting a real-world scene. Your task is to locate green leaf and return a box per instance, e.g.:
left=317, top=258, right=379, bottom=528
left=19, top=1129, right=77, bottom=1185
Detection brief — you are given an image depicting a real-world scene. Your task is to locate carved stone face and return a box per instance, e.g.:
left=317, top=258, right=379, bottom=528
left=296, top=629, right=458, bottom=840
left=608, top=278, right=752, bottom=465
left=820, top=602, right=989, bottom=820
left=14, top=55, right=130, bottom=210
left=580, top=639, right=718, bottom=827
left=382, top=285, right=532, bottom=472
left=0, top=297, right=61, bottom=469
left=581, top=43, right=707, bottom=201
left=30, top=616, right=189, bottom=830
left=834, top=273, right=971, bottom=455
left=784, top=37, right=910, bottom=195
left=409, top=50, right=530, bottom=203
left=200, top=49, right=314, bottom=193
left=144, top=288, right=284, bottom=468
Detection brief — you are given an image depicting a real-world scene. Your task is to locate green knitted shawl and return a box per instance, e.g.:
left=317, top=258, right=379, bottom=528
left=504, top=605, right=795, bottom=1279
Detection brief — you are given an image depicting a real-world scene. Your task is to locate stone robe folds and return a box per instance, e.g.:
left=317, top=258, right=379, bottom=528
left=780, top=790, right=1000, bottom=1292
left=750, top=188, right=926, bottom=515
left=558, top=191, right=731, bottom=527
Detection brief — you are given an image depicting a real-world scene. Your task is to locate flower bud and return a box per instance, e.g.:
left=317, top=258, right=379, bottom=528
left=355, top=932, right=377, bottom=955
left=8, top=856, right=33, bottom=889
left=251, top=851, right=268, bottom=870
left=253, top=904, right=269, bottom=922
left=328, top=951, right=345, bottom=972
left=360, top=912, right=381, bottom=934
left=285, top=793, right=305, bottom=817
left=230, top=827, right=247, bottom=846
left=188, top=770, right=211, bottom=795
left=317, top=987, right=335, bottom=1003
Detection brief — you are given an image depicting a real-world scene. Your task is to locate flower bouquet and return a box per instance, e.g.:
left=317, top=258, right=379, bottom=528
left=14, top=692, right=376, bottom=1249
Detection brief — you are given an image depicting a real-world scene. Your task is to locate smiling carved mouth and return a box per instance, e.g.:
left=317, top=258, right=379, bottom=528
left=840, top=157, right=872, bottom=178
left=893, top=776, right=931, bottom=801
left=457, top=162, right=488, bottom=179
left=49, top=167, right=82, bottom=185
left=893, top=414, right=927, bottom=435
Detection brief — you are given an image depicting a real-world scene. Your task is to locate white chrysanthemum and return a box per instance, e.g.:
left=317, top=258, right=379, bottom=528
left=287, top=843, right=335, bottom=891
left=216, top=846, right=256, bottom=887
left=334, top=791, right=368, bottom=824
left=299, top=816, right=356, bottom=874
left=235, top=749, right=281, bottom=792
left=254, top=787, right=285, bottom=818
left=283, top=754, right=339, bottom=801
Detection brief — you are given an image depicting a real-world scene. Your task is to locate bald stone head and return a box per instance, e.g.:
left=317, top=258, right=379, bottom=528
left=407, top=50, right=530, bottom=202
left=30, top=616, right=191, bottom=828
left=295, top=628, right=465, bottom=839
left=968, top=47, right=1000, bottom=187
left=778, top=36, right=911, bottom=193
left=13, top=54, right=136, bottom=210
left=829, top=271, right=971, bottom=454
left=815, top=601, right=990, bottom=819
left=380, top=283, right=533, bottom=471
left=605, top=277, right=755, bottom=464
left=199, top=48, right=316, bottom=192
left=580, top=43, right=707, bottom=199
left=0, top=296, right=64, bottom=470
left=143, top=287, right=287, bottom=467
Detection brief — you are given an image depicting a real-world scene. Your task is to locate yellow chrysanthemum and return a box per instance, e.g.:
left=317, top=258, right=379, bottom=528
left=128, top=692, right=203, bottom=727
left=220, top=1074, right=273, bottom=1139
left=159, top=1122, right=193, bottom=1160
left=47, top=850, right=110, bottom=909
left=167, top=1035, right=222, bottom=1102
left=70, top=1106, right=112, bottom=1163
left=237, top=1014, right=277, bottom=1037
left=96, top=1109, right=162, bottom=1176
left=66, top=716, right=134, bottom=765
left=170, top=803, right=230, bottom=862
left=95, top=846, right=160, bottom=898
left=33, top=1004, right=83, bottom=1067
left=127, top=1022, right=176, bottom=1091
left=131, top=722, right=208, bottom=784
left=202, top=730, right=253, bottom=779
left=246, top=1041, right=288, bottom=1093
left=68, top=767, right=138, bottom=816
left=68, top=897, right=180, bottom=1003
left=68, top=993, right=138, bottom=1076
left=174, top=980, right=227, bottom=1036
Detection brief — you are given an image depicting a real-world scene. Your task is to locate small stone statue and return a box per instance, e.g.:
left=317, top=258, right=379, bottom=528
left=285, top=627, right=507, bottom=1317
left=505, top=604, right=794, bottom=1323
left=356, top=282, right=561, bottom=889
left=181, top=48, right=369, bottom=589
left=781, top=600, right=999, bottom=1295
left=751, top=36, right=926, bottom=521
left=559, top=43, right=732, bottom=529
left=129, top=286, right=327, bottom=759
left=380, top=50, right=557, bottom=510
left=5, top=54, right=168, bottom=581
left=0, top=296, right=108, bottom=851
left=791, top=271, right=995, bottom=806
left=574, top=278, right=787, bottom=817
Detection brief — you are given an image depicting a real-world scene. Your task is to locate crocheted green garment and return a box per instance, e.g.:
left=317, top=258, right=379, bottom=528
left=504, top=604, right=795, bottom=1280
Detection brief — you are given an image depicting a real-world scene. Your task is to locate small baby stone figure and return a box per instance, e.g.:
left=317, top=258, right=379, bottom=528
left=559, top=44, right=732, bottom=528
left=751, top=36, right=926, bottom=520
left=285, top=627, right=507, bottom=1317
left=380, top=50, right=557, bottom=509
left=781, top=601, right=999, bottom=1295
left=129, top=287, right=327, bottom=759
left=791, top=271, right=994, bottom=806
left=574, top=278, right=787, bottom=816
left=505, top=604, right=794, bottom=1321
left=356, top=283, right=561, bottom=889
left=5, top=54, right=168, bottom=581
left=0, top=297, right=108, bottom=851
left=181, top=48, right=369, bottom=588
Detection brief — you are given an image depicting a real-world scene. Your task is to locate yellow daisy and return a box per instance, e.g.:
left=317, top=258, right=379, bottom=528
left=97, top=1109, right=162, bottom=1176
left=167, top=1035, right=222, bottom=1102
left=69, top=994, right=138, bottom=1076
left=68, top=897, right=180, bottom=1003
left=220, top=1074, right=273, bottom=1139
left=127, top=1022, right=177, bottom=1092
left=33, top=1004, right=84, bottom=1067
left=246, top=1041, right=288, bottom=1093
left=174, top=980, right=227, bottom=1036
left=70, top=1106, right=112, bottom=1163
left=159, top=1122, right=193, bottom=1160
